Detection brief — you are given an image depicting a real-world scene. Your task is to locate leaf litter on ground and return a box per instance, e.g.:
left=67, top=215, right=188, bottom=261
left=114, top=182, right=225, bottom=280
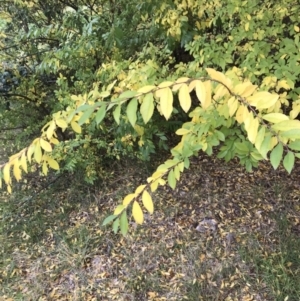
left=0, top=153, right=299, bottom=300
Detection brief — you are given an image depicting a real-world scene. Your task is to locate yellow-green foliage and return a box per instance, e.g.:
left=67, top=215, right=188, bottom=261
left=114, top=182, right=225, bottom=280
left=1, top=0, right=300, bottom=235
left=2, top=68, right=300, bottom=234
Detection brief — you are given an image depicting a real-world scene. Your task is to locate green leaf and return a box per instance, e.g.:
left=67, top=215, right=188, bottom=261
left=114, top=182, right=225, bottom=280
left=178, top=162, right=184, bottom=172
left=96, top=105, right=106, bottom=125
left=113, top=105, right=121, bottom=124
left=288, top=140, right=300, bottom=151
left=184, top=157, right=190, bottom=168
left=78, top=107, right=94, bottom=125
left=235, top=142, right=249, bottom=154
left=215, top=130, right=225, bottom=141
left=295, top=153, right=300, bottom=159
left=174, top=165, right=180, bottom=181
left=113, top=218, right=120, bottom=234
left=76, top=104, right=92, bottom=113
left=119, top=90, right=138, bottom=99
left=140, top=93, right=154, bottom=124
left=259, top=135, right=272, bottom=159
left=281, top=129, right=300, bottom=139
left=102, top=214, right=117, bottom=226
left=283, top=151, right=295, bottom=174
left=167, top=169, right=176, bottom=189
left=245, top=160, right=252, bottom=172
left=126, top=98, right=138, bottom=127
left=270, top=143, right=283, bottom=170
left=120, top=211, right=128, bottom=236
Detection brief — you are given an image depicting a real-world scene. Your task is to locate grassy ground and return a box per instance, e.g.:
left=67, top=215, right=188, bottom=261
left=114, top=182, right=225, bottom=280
left=0, top=155, right=299, bottom=301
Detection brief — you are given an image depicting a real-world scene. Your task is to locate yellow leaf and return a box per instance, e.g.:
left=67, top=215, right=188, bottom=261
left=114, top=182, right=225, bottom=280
left=71, top=121, right=82, bottom=134
left=235, top=105, right=247, bottom=124
left=158, top=87, right=173, bottom=120
left=173, top=77, right=190, bottom=91
left=150, top=179, right=159, bottom=192
left=244, top=111, right=254, bottom=132
left=271, top=136, right=278, bottom=149
left=245, top=22, right=250, bottom=31
left=158, top=81, right=174, bottom=88
left=256, top=94, right=279, bottom=110
left=262, top=113, right=289, bottom=123
left=241, top=83, right=257, bottom=97
left=123, top=193, right=136, bottom=207
left=20, top=152, right=27, bottom=173
left=204, top=80, right=212, bottom=107
left=247, top=92, right=279, bottom=109
left=47, top=157, right=59, bottom=170
left=247, top=118, right=259, bottom=143
left=175, top=77, right=190, bottom=84
left=228, top=96, right=238, bottom=117
left=195, top=80, right=207, bottom=108
left=50, top=138, right=60, bottom=145
left=137, top=85, right=156, bottom=94
left=114, top=204, right=125, bottom=215
left=188, top=79, right=197, bottom=92
left=27, top=144, right=35, bottom=164
left=234, top=82, right=257, bottom=97
left=9, top=151, right=21, bottom=162
left=34, top=142, right=42, bottom=163
left=135, top=184, right=146, bottom=195
left=46, top=121, right=56, bottom=140
left=233, top=82, right=250, bottom=95
left=40, top=138, right=52, bottom=152
left=132, top=201, right=144, bottom=224
left=247, top=91, right=269, bottom=106
left=42, top=161, right=48, bottom=175
left=272, top=120, right=300, bottom=132
left=3, top=163, right=11, bottom=185
left=176, top=128, right=191, bottom=135
left=7, top=184, right=12, bottom=194
left=142, top=190, right=154, bottom=214
left=158, top=178, right=166, bottom=185
left=178, top=84, right=191, bottom=112
left=56, top=118, right=68, bottom=129
left=206, top=68, right=232, bottom=89
left=276, top=80, right=291, bottom=91
left=13, top=159, right=21, bottom=182
left=294, top=25, right=300, bottom=32
left=140, top=93, right=154, bottom=124
left=255, top=127, right=266, bottom=151
left=152, top=170, right=166, bottom=179
left=290, top=108, right=300, bottom=120
left=214, top=84, right=229, bottom=100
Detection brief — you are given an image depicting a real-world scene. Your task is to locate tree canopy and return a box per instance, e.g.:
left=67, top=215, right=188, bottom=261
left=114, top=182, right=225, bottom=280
left=1, top=0, right=300, bottom=235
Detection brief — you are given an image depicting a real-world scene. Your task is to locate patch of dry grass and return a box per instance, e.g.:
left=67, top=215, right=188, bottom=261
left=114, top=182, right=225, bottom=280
left=1, top=155, right=299, bottom=300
